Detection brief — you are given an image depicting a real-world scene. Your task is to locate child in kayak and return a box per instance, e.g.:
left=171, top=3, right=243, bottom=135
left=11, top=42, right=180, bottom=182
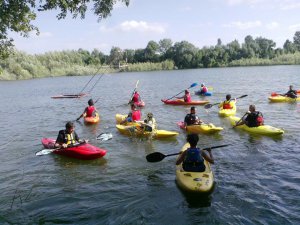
left=218, top=94, right=236, bottom=109
left=55, top=122, right=88, bottom=148
left=199, top=83, right=208, bottom=95
left=234, top=104, right=264, bottom=128
left=176, top=90, right=191, bottom=102
left=176, top=134, right=214, bottom=172
left=76, top=99, right=98, bottom=121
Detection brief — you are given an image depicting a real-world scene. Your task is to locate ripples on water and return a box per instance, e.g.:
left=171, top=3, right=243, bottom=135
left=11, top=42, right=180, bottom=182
left=0, top=66, right=299, bottom=224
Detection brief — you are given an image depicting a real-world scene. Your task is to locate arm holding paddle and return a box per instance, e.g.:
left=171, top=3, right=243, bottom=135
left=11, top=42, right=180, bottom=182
left=165, top=83, right=198, bottom=101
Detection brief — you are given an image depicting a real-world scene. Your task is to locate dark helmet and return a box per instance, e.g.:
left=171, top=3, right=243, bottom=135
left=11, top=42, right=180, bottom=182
left=226, top=94, right=231, bottom=101
left=88, top=99, right=94, bottom=106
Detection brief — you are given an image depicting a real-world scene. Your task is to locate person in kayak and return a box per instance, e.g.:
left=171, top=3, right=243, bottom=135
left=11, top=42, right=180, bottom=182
left=234, top=104, right=264, bottom=128
left=140, top=112, right=157, bottom=132
left=184, top=107, right=203, bottom=129
left=199, top=83, right=208, bottom=95
left=55, top=122, right=88, bottom=148
left=120, top=112, right=133, bottom=125
left=131, top=104, right=141, bottom=121
left=176, top=134, right=214, bottom=172
left=176, top=90, right=191, bottom=102
left=76, top=99, right=98, bottom=121
left=130, top=91, right=142, bottom=105
left=218, top=94, right=236, bottom=109
left=284, top=85, right=297, bottom=99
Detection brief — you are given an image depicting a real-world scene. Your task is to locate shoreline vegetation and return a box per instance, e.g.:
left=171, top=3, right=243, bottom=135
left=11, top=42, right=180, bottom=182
left=1, top=34, right=300, bottom=81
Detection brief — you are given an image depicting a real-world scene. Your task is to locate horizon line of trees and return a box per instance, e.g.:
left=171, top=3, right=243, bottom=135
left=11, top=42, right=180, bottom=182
left=1, top=32, right=300, bottom=80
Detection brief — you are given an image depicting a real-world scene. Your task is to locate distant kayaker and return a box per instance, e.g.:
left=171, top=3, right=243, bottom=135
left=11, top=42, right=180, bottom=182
left=130, top=91, right=142, bottom=105
left=199, top=83, right=208, bottom=95
left=218, top=94, right=236, bottom=109
left=76, top=99, right=98, bottom=121
left=176, top=89, right=191, bottom=102
left=284, top=85, right=297, bottom=99
left=176, top=134, right=214, bottom=172
left=184, top=107, right=203, bottom=129
left=55, top=121, right=88, bottom=148
left=131, top=104, right=141, bottom=121
left=234, top=104, right=264, bottom=128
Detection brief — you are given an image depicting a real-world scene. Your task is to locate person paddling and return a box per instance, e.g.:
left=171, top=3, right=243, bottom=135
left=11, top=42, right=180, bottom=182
left=284, top=85, right=297, bottom=99
left=234, top=104, right=264, bottom=128
left=199, top=83, right=208, bottom=95
left=184, top=107, right=203, bottom=129
left=176, top=89, right=191, bottom=102
left=77, top=99, right=98, bottom=121
left=55, top=122, right=88, bottom=148
left=176, top=134, right=214, bottom=172
left=218, top=94, right=236, bottom=109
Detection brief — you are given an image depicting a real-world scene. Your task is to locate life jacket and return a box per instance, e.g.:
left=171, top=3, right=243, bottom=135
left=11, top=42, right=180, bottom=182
left=246, top=111, right=264, bottom=127
left=132, top=110, right=141, bottom=121
left=86, top=106, right=95, bottom=117
left=256, top=112, right=264, bottom=126
left=223, top=100, right=232, bottom=109
left=183, top=148, right=206, bottom=172
left=66, top=133, right=76, bottom=145
left=132, top=93, right=140, bottom=103
left=184, top=113, right=199, bottom=126
left=202, top=86, right=208, bottom=93
left=184, top=93, right=191, bottom=102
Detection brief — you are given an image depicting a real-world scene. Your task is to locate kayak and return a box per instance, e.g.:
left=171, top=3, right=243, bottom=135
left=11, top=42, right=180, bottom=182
left=84, top=113, right=100, bottom=124
left=271, top=90, right=300, bottom=96
left=268, top=96, right=300, bottom=102
left=161, top=99, right=209, bottom=105
left=51, top=93, right=86, bottom=99
left=229, top=116, right=284, bottom=136
left=41, top=138, right=107, bottom=160
left=177, top=121, right=223, bottom=134
left=116, top=124, right=178, bottom=138
left=194, top=91, right=212, bottom=96
left=176, top=143, right=214, bottom=193
left=218, top=106, right=237, bottom=117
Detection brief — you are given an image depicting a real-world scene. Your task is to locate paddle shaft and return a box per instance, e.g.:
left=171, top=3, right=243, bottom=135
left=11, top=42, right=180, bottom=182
left=166, top=83, right=198, bottom=101
left=128, top=80, right=139, bottom=104
left=232, top=112, right=248, bottom=128
left=205, top=95, right=248, bottom=109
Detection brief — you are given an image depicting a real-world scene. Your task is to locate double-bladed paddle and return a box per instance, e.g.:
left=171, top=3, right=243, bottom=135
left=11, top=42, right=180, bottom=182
left=128, top=80, right=140, bottom=104
left=146, top=144, right=230, bottom=162
left=204, top=95, right=248, bottom=109
left=35, top=142, right=85, bottom=156
left=165, top=83, right=198, bottom=101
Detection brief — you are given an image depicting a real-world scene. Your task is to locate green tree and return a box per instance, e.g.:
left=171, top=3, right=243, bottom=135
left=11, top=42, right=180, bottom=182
left=0, top=0, right=130, bottom=59
left=108, top=47, right=123, bottom=67
left=293, top=31, right=300, bottom=51
left=283, top=40, right=296, bottom=54
left=145, top=41, right=160, bottom=62
left=158, top=38, right=173, bottom=59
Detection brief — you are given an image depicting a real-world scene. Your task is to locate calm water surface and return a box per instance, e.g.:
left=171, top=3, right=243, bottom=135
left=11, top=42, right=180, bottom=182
left=0, top=66, right=299, bottom=224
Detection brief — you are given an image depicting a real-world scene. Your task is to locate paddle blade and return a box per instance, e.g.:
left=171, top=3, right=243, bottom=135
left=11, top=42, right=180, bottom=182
left=237, top=94, right=248, bottom=99
left=96, top=133, right=113, bottom=142
left=204, top=104, right=213, bottom=109
left=189, top=83, right=198, bottom=88
left=35, top=149, right=55, bottom=156
left=146, top=152, right=166, bottom=162
left=271, top=92, right=278, bottom=97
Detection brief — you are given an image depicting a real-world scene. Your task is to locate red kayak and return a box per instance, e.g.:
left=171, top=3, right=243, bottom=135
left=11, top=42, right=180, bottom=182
left=161, top=99, right=209, bottom=105
left=41, top=138, right=106, bottom=160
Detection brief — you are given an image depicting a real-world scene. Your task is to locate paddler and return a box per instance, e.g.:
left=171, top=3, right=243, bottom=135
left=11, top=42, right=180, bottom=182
left=218, top=94, right=236, bottom=109
left=176, top=89, right=191, bottom=102
left=284, top=85, right=297, bottom=99
left=176, top=134, right=214, bottom=172
left=76, top=99, right=98, bottom=121
left=234, top=104, right=264, bottom=128
left=55, top=122, right=88, bottom=148
left=184, top=106, right=203, bottom=129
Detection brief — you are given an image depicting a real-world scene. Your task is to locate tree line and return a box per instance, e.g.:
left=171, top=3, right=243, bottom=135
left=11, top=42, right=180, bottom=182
left=1, top=32, right=300, bottom=80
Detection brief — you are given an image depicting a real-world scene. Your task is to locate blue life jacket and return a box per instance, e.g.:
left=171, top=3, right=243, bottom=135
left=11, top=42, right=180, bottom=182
left=183, top=147, right=206, bottom=172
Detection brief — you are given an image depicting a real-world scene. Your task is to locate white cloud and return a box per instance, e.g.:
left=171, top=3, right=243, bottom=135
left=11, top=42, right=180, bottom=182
left=223, top=20, right=262, bottom=29
left=100, top=20, right=166, bottom=34
left=28, top=31, right=53, bottom=38
left=266, top=22, right=279, bottom=30
left=289, top=24, right=300, bottom=31
left=226, top=0, right=264, bottom=6
left=280, top=2, right=300, bottom=10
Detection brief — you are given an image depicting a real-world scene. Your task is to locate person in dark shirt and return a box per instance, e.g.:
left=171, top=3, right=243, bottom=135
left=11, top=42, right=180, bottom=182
left=284, top=85, right=297, bottom=99
left=234, top=105, right=264, bottom=128
left=55, top=122, right=88, bottom=148
left=184, top=107, right=203, bottom=129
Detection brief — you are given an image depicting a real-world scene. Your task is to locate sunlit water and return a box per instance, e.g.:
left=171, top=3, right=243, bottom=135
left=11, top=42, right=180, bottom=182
left=0, top=65, right=299, bottom=224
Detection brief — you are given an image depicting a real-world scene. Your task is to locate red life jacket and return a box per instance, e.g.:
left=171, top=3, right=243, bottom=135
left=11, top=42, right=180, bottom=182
left=184, top=93, right=191, bottom=102
left=132, top=93, right=140, bottom=103
left=86, top=106, right=95, bottom=117
left=223, top=100, right=232, bottom=109
left=257, top=114, right=264, bottom=126
left=132, top=110, right=141, bottom=121
left=202, top=86, right=208, bottom=93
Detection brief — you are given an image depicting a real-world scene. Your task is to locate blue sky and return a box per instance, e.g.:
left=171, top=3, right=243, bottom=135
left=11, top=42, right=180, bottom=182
left=11, top=0, right=300, bottom=55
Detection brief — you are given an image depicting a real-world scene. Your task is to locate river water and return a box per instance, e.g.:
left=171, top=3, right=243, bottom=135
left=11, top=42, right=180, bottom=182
left=0, top=66, right=299, bottom=224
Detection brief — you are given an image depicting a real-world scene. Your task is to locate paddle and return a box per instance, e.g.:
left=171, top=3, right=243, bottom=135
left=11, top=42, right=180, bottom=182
left=96, top=133, right=113, bottom=142
left=35, top=143, right=84, bottom=156
left=128, top=80, right=139, bottom=104
left=204, top=95, right=248, bottom=109
left=165, top=83, right=198, bottom=101
left=146, top=144, right=230, bottom=162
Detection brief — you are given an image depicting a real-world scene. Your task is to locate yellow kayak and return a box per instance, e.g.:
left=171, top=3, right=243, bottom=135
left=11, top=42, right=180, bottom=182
left=84, top=112, right=100, bottom=124
left=115, top=114, right=140, bottom=125
left=218, top=106, right=236, bottom=117
left=177, top=121, right=223, bottom=134
left=116, top=124, right=178, bottom=138
left=229, top=116, right=284, bottom=136
left=176, top=143, right=214, bottom=193
left=268, top=96, right=300, bottom=102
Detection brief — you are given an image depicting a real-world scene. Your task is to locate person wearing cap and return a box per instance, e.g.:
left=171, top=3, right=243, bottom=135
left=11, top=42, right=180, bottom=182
left=176, top=89, right=192, bottom=102
left=184, top=107, right=203, bottom=129
left=199, top=83, right=208, bottom=95
left=55, top=121, right=88, bottom=148
left=76, top=98, right=98, bottom=121
left=218, top=94, right=236, bottom=109
left=284, top=85, right=297, bottom=99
